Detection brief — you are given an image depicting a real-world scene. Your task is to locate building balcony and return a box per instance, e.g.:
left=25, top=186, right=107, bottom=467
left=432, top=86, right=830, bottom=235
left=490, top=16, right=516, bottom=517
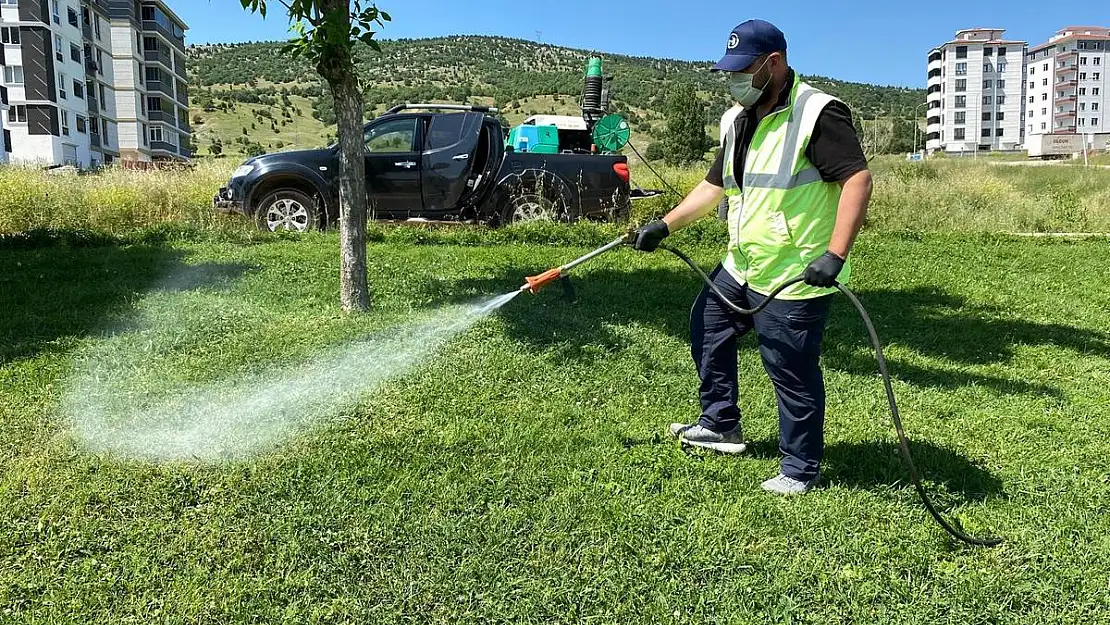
left=146, top=81, right=174, bottom=98
left=1056, top=95, right=1077, bottom=103
left=1058, top=64, right=1077, bottom=74
left=927, top=116, right=941, bottom=126
left=928, top=69, right=942, bottom=80
left=82, top=23, right=92, bottom=39
left=143, top=20, right=185, bottom=51
left=1056, top=79, right=1078, bottom=88
left=150, top=140, right=179, bottom=155
left=90, top=133, right=101, bottom=148
left=144, top=48, right=174, bottom=70
left=87, top=96, right=99, bottom=113
left=148, top=110, right=174, bottom=123
left=173, top=55, right=186, bottom=77
left=179, top=147, right=192, bottom=159
left=928, top=91, right=942, bottom=103
left=175, top=83, right=188, bottom=106
left=177, top=119, right=191, bottom=134
left=1055, top=110, right=1076, bottom=118
left=1059, top=50, right=1078, bottom=60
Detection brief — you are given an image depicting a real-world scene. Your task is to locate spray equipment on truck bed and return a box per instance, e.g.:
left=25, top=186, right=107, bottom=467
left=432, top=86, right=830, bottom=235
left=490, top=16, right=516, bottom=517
left=506, top=57, right=630, bottom=155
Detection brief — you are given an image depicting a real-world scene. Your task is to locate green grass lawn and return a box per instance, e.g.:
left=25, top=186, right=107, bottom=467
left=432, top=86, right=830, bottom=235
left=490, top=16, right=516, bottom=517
left=2, top=231, right=1110, bottom=623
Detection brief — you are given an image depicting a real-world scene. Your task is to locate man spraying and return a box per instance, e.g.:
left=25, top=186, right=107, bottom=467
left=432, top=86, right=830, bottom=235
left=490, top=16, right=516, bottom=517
left=632, top=19, right=872, bottom=495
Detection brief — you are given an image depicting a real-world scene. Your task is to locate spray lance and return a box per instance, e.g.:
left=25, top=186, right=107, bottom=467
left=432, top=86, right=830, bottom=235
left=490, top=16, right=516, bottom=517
left=519, top=232, right=1002, bottom=548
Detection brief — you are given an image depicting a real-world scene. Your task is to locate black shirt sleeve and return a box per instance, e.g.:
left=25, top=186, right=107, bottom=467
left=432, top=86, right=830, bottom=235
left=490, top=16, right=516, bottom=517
left=705, top=147, right=725, bottom=187
left=806, top=101, right=868, bottom=182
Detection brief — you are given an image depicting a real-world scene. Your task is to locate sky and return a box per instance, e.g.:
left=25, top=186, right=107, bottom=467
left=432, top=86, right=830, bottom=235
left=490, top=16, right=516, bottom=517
left=180, top=0, right=1110, bottom=88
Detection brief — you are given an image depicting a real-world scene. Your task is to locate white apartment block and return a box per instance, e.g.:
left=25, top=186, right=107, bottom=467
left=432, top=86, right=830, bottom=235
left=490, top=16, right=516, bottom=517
left=109, top=0, right=190, bottom=162
left=1025, top=26, right=1109, bottom=137
left=926, top=29, right=1028, bottom=154
left=0, top=0, right=187, bottom=167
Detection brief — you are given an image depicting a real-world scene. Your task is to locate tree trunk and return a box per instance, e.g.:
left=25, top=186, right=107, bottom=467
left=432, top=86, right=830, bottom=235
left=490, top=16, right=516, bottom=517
left=317, top=1, right=370, bottom=311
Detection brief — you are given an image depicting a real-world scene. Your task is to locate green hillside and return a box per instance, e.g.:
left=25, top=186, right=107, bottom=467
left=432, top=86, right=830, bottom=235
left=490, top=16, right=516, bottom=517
left=186, top=36, right=925, bottom=157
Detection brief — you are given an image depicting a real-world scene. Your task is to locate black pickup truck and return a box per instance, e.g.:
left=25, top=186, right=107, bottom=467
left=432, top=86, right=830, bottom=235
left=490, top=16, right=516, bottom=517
left=213, top=104, right=632, bottom=232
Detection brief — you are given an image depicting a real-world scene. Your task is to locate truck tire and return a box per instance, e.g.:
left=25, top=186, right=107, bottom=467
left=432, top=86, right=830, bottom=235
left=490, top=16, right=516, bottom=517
left=500, top=192, right=556, bottom=225
left=255, top=188, right=320, bottom=233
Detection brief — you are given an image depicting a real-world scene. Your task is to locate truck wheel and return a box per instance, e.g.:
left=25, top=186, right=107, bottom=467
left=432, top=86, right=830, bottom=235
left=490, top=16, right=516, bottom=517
left=256, top=189, right=319, bottom=233
left=500, top=193, right=556, bottom=225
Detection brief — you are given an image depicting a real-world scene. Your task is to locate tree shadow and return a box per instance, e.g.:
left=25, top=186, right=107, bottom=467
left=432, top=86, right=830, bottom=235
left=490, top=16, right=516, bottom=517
left=436, top=265, right=1107, bottom=398
left=742, top=439, right=1005, bottom=501
left=0, top=241, right=258, bottom=365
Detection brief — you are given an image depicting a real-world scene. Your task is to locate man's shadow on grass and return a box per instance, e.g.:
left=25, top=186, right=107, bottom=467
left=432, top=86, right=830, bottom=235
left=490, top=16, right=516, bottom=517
left=0, top=232, right=257, bottom=365
left=438, top=265, right=1109, bottom=399
left=740, top=438, right=1004, bottom=500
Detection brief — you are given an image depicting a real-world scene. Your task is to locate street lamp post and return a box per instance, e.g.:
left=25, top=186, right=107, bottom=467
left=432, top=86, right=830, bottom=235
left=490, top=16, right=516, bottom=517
left=913, top=101, right=929, bottom=155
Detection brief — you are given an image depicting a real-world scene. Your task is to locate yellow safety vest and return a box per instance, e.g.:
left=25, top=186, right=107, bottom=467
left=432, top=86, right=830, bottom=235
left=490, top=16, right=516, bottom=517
left=722, top=79, right=851, bottom=299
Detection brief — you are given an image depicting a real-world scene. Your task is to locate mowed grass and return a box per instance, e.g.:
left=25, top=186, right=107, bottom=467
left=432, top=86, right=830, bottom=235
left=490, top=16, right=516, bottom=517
left=2, top=231, right=1110, bottom=623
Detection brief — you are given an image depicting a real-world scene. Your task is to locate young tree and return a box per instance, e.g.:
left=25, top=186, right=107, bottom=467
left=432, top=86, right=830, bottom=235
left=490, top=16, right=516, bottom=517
left=236, top=0, right=390, bottom=312
left=662, top=82, right=706, bottom=165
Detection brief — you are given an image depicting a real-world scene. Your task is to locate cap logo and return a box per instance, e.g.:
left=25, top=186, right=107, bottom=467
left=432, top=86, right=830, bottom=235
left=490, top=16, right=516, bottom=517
left=728, top=33, right=740, bottom=49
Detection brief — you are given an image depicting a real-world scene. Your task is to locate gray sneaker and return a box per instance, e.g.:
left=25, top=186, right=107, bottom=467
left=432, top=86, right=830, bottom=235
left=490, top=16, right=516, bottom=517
left=668, top=423, right=747, bottom=454
left=761, top=473, right=820, bottom=495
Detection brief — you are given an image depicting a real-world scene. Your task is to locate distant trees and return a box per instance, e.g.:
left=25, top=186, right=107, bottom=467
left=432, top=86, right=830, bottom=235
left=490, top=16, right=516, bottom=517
left=661, top=82, right=707, bottom=165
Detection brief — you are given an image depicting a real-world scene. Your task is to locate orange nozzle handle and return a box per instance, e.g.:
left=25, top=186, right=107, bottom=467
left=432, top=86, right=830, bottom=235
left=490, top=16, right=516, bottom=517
left=525, top=267, right=563, bottom=294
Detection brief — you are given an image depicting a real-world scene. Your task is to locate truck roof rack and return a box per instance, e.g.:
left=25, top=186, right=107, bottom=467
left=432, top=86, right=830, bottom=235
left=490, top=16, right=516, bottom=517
left=384, top=103, right=499, bottom=115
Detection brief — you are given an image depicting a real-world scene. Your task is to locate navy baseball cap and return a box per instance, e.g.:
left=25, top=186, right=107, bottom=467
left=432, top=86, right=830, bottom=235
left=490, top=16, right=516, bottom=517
left=712, top=19, right=787, bottom=72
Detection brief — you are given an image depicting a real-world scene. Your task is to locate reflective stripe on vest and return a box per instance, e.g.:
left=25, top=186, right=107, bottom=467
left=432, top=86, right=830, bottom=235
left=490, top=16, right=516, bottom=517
left=720, top=80, right=851, bottom=300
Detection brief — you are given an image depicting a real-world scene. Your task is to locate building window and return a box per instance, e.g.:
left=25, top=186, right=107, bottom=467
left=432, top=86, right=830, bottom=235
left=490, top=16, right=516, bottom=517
left=982, top=112, right=992, bottom=121
left=1042, top=107, right=1047, bottom=116
left=67, top=6, right=78, bottom=27
left=956, top=79, right=967, bottom=92
left=997, top=112, right=1005, bottom=121
left=1095, top=73, right=1101, bottom=80
left=1094, top=103, right=1100, bottom=112
left=70, top=43, right=81, bottom=63
left=0, top=26, right=19, bottom=45
left=983, top=63, right=992, bottom=73
left=1095, top=88, right=1101, bottom=96
left=998, top=95, right=1005, bottom=105
left=1080, top=88, right=1087, bottom=95
left=141, top=123, right=148, bottom=145
left=99, top=84, right=106, bottom=103
left=97, top=49, right=104, bottom=75
left=142, top=5, right=155, bottom=20
left=7, top=104, right=27, bottom=123
left=996, top=79, right=1005, bottom=88
left=1043, top=78, right=1048, bottom=86
left=983, top=95, right=993, bottom=106
left=1081, top=57, right=1088, bottom=65
left=1042, top=94, right=1048, bottom=101
left=984, top=47, right=993, bottom=56
left=52, top=0, right=60, bottom=23
left=998, top=47, right=1007, bottom=56
left=59, top=73, right=67, bottom=99
left=996, top=128, right=1004, bottom=137
left=150, top=126, right=164, bottom=143
left=147, top=96, right=161, bottom=111
left=60, top=111, right=70, bottom=136
left=1029, top=81, right=1035, bottom=89
left=1031, top=67, right=1035, bottom=75
left=954, top=128, right=966, bottom=140
left=1041, top=122, right=1046, bottom=130
left=956, top=46, right=968, bottom=59
left=89, top=116, right=99, bottom=135
left=54, top=35, right=64, bottom=62
left=1081, top=103, right=1087, bottom=111
left=981, top=128, right=991, bottom=137
left=76, top=115, right=86, bottom=133
left=956, top=62, right=967, bottom=75
left=145, top=67, right=159, bottom=83
left=73, top=79, right=83, bottom=99
left=95, top=15, right=101, bottom=40
left=1094, top=118, right=1100, bottom=125
left=1096, top=58, right=1102, bottom=66
left=3, top=66, right=23, bottom=85
left=955, top=95, right=966, bottom=108
left=998, top=62, right=1006, bottom=72
left=1043, top=63, right=1049, bottom=71
left=1079, top=118, right=1086, bottom=126
left=982, top=79, right=992, bottom=89
left=955, top=112, right=966, bottom=124
left=1081, top=72, right=1088, bottom=80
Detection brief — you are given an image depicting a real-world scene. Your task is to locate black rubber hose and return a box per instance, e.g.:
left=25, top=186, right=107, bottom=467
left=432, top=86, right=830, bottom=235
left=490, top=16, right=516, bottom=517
left=658, top=243, right=1002, bottom=548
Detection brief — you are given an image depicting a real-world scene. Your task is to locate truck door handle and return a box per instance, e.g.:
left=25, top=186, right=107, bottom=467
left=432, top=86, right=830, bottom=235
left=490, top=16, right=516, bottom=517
left=394, top=161, right=416, bottom=168
left=452, top=153, right=469, bottom=161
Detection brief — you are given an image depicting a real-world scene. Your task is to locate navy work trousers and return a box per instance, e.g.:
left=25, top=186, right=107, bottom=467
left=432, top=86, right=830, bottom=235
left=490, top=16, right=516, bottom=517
left=690, top=264, right=833, bottom=481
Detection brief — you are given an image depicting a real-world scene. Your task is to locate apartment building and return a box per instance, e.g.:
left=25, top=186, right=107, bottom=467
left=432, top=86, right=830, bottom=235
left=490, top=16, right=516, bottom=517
left=108, top=0, right=190, bottom=162
left=926, top=28, right=1028, bottom=154
left=0, top=0, right=187, bottom=167
left=1, top=32, right=8, bottom=163
left=1025, top=26, right=1110, bottom=137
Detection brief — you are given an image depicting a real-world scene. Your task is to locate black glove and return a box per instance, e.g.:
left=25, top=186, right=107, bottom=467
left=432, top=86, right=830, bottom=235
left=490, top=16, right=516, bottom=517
left=632, top=220, right=670, bottom=252
left=803, top=251, right=845, bottom=287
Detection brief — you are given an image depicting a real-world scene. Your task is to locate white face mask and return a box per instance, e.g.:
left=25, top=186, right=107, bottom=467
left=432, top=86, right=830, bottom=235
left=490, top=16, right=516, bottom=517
left=728, top=58, right=771, bottom=107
